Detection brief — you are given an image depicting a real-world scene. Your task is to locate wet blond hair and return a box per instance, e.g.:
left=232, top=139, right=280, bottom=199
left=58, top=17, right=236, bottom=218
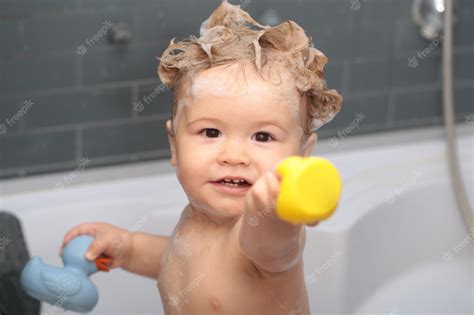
left=156, top=0, right=342, bottom=139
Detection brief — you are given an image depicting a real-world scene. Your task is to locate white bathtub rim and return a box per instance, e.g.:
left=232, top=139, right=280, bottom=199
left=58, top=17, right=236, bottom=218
left=2, top=124, right=473, bottom=234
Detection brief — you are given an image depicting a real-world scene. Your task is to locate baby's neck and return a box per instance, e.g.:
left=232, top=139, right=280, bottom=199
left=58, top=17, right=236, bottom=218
left=185, top=203, right=240, bottom=228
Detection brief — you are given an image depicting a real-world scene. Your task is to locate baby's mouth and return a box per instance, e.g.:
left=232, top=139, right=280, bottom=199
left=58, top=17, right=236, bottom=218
left=212, top=178, right=251, bottom=188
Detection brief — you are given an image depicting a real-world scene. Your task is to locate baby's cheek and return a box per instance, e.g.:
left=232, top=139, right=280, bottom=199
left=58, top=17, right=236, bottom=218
left=191, top=152, right=208, bottom=169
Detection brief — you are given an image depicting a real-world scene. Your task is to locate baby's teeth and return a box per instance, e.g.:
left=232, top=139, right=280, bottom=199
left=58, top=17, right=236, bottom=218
left=218, top=178, right=248, bottom=187
left=221, top=181, right=239, bottom=187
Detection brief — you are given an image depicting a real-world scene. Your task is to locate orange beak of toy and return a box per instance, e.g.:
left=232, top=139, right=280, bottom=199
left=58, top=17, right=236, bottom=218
left=95, top=255, right=113, bottom=272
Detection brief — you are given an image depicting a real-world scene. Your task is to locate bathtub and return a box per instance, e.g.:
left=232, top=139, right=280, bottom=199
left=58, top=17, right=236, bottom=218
left=2, top=125, right=473, bottom=314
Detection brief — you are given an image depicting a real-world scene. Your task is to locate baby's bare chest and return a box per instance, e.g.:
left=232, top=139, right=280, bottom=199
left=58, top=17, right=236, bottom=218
left=156, top=232, right=249, bottom=313
left=156, top=225, right=310, bottom=315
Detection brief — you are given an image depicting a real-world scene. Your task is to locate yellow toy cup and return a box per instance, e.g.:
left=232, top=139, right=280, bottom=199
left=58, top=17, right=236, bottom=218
left=275, top=156, right=342, bottom=224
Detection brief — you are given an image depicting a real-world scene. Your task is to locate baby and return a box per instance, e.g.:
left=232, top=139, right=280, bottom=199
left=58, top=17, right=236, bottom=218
left=60, top=1, right=342, bottom=314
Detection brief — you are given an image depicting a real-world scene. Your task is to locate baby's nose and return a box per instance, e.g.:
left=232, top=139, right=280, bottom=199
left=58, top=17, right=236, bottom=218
left=217, top=140, right=250, bottom=166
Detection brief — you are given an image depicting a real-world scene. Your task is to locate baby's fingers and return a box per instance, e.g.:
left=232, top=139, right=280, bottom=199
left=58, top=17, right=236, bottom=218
left=84, top=238, right=108, bottom=261
left=59, top=223, right=98, bottom=255
left=264, top=170, right=281, bottom=200
left=246, top=172, right=280, bottom=219
left=248, top=174, right=270, bottom=212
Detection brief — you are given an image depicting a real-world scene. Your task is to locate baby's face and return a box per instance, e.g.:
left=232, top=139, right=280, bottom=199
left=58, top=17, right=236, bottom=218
left=166, top=62, right=317, bottom=222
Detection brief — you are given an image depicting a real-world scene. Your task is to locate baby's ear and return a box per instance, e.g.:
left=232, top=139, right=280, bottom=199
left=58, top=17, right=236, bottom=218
left=300, top=133, right=317, bottom=157
left=165, top=119, right=177, bottom=167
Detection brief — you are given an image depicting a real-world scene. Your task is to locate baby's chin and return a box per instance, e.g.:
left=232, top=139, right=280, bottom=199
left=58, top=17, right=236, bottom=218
left=204, top=206, right=243, bottom=222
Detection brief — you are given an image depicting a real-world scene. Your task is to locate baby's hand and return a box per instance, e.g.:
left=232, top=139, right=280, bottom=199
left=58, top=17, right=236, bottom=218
left=241, top=169, right=318, bottom=273
left=60, top=222, right=134, bottom=269
left=245, top=170, right=319, bottom=227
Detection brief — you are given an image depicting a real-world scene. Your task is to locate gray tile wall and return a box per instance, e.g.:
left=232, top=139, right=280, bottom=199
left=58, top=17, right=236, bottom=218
left=1, top=0, right=473, bottom=179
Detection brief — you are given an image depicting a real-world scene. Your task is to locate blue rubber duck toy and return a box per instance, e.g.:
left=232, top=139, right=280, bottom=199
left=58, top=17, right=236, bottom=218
left=20, top=235, right=112, bottom=313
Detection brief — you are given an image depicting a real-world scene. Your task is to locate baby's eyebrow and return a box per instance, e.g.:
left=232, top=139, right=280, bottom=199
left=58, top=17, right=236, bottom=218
left=252, top=120, right=288, bottom=134
left=187, top=117, right=221, bottom=127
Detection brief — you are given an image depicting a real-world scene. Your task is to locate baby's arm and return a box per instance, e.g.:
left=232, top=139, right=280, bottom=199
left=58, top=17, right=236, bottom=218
left=238, top=171, right=318, bottom=274
left=123, top=232, right=169, bottom=279
left=61, top=223, right=168, bottom=279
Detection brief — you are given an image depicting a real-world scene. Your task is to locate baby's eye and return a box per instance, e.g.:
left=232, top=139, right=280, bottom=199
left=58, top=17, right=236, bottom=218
left=200, top=128, right=220, bottom=138
left=253, top=132, right=274, bottom=142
